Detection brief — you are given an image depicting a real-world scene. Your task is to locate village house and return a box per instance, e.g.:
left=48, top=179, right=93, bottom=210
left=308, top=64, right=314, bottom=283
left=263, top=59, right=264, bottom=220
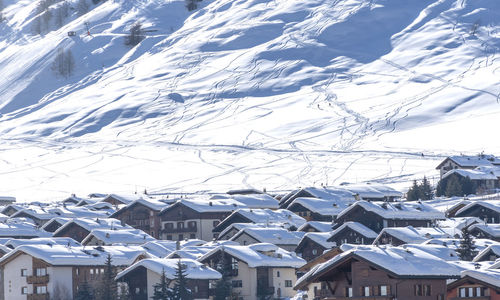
left=436, top=155, right=500, bottom=179
left=81, top=228, right=156, bottom=246
left=455, top=201, right=500, bottom=223
left=210, top=193, right=280, bottom=209
left=334, top=201, right=445, bottom=233
left=100, top=193, right=140, bottom=207
left=373, top=226, right=454, bottom=246
left=327, top=221, right=378, bottom=246
left=41, top=217, right=72, bottom=233
left=199, top=243, right=306, bottom=300
left=278, top=186, right=355, bottom=209
left=295, top=232, right=336, bottom=262
left=212, top=208, right=306, bottom=234
left=0, top=244, right=149, bottom=300
left=110, top=198, right=170, bottom=239
left=115, top=258, right=221, bottom=300
left=447, top=269, right=500, bottom=299
left=217, top=223, right=284, bottom=241
left=158, top=198, right=241, bottom=242
left=441, top=169, right=499, bottom=194
left=469, top=224, right=500, bottom=242
left=295, top=245, right=461, bottom=300
left=4, top=237, right=80, bottom=249
left=52, top=218, right=132, bottom=242
left=228, top=227, right=305, bottom=251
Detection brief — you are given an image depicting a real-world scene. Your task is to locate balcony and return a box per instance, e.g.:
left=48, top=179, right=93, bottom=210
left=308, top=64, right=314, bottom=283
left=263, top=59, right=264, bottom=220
left=450, top=297, right=490, bottom=300
left=27, top=294, right=50, bottom=300
left=27, top=275, right=49, bottom=284
left=162, top=225, right=197, bottom=233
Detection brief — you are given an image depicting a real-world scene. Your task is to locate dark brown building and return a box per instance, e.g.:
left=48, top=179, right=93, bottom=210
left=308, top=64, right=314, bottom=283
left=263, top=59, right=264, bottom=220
left=447, top=269, right=500, bottom=300
left=295, top=245, right=459, bottom=300
left=455, top=202, right=500, bottom=223
left=295, top=232, right=336, bottom=262
left=327, top=222, right=378, bottom=246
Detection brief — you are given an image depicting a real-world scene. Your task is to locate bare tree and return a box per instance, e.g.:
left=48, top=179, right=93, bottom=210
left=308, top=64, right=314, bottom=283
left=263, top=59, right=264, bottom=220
left=77, top=0, right=89, bottom=16
left=55, top=1, right=70, bottom=28
left=52, top=282, right=72, bottom=300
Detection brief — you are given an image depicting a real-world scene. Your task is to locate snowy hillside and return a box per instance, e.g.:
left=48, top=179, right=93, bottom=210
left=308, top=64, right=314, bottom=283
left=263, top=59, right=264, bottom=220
left=0, top=0, right=499, bottom=201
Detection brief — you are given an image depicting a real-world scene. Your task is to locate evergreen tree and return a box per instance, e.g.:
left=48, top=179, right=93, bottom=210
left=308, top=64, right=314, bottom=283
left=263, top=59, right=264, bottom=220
left=406, top=180, right=421, bottom=201
left=421, top=176, right=433, bottom=200
left=124, top=22, right=144, bottom=46
left=171, top=260, right=192, bottom=300
left=152, top=268, right=170, bottom=300
left=96, top=254, right=117, bottom=300
left=75, top=281, right=94, bottom=300
left=457, top=226, right=478, bottom=261
left=52, top=48, right=75, bottom=78
left=435, top=179, right=445, bottom=197
left=461, top=176, right=476, bottom=196
left=186, top=0, right=197, bottom=11
left=77, top=0, right=89, bottom=16
left=214, top=251, right=232, bottom=300
left=445, top=175, right=463, bottom=197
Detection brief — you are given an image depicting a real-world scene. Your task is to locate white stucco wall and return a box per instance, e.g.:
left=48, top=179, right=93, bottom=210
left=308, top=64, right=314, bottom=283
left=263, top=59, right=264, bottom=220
left=3, top=254, right=32, bottom=300
left=146, top=269, right=162, bottom=299
left=270, top=268, right=296, bottom=298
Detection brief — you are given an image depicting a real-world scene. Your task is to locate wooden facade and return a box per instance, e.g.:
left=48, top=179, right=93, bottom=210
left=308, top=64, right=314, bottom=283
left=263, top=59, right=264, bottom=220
left=52, top=223, right=92, bottom=242
left=327, top=226, right=375, bottom=246
left=456, top=205, right=500, bottom=224
left=295, top=237, right=331, bottom=262
left=288, top=203, right=333, bottom=222
left=111, top=202, right=162, bottom=239
left=447, top=275, right=500, bottom=300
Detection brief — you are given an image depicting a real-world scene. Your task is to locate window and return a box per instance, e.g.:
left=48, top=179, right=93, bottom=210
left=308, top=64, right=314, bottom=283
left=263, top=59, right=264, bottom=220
left=190, top=233, right=196, bottom=239
left=167, top=235, right=172, bottom=240
left=90, top=269, right=94, bottom=275
left=36, top=286, right=47, bottom=294
left=232, top=280, right=242, bottom=288
left=362, top=286, right=370, bottom=296
left=312, top=249, right=318, bottom=255
left=165, top=223, right=173, bottom=229
left=188, top=221, right=196, bottom=228
left=476, top=287, right=484, bottom=296
left=178, top=234, right=184, bottom=241
left=345, top=287, right=353, bottom=298
left=135, top=287, right=140, bottom=294
left=285, top=280, right=292, bottom=287
left=36, top=268, right=47, bottom=276
left=414, top=285, right=422, bottom=296
left=459, top=288, right=466, bottom=297
left=177, top=222, right=184, bottom=229
left=21, top=269, right=28, bottom=277
left=424, top=285, right=431, bottom=296
left=379, top=285, right=388, bottom=296
left=76, top=268, right=79, bottom=276
left=21, top=287, right=28, bottom=294
left=277, top=271, right=280, bottom=277
left=437, top=294, right=444, bottom=300
left=231, top=257, right=238, bottom=276
left=100, top=268, right=105, bottom=274
left=194, top=285, right=199, bottom=293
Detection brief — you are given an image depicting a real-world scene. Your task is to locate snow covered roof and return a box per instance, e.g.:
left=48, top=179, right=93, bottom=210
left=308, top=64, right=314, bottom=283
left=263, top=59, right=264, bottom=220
left=298, top=232, right=336, bottom=249
left=297, top=221, right=333, bottom=233
left=82, top=228, right=156, bottom=245
left=469, top=224, right=500, bottom=238
left=199, top=243, right=306, bottom=268
left=442, top=168, right=498, bottom=180
left=53, top=218, right=132, bottom=236
left=437, top=155, right=500, bottom=169
left=461, top=269, right=500, bottom=288
left=231, top=227, right=305, bottom=246
left=374, top=226, right=452, bottom=245
left=167, top=247, right=216, bottom=260
left=473, top=244, right=500, bottom=262
left=340, top=183, right=403, bottom=199
left=141, top=241, right=177, bottom=258
left=288, top=197, right=355, bottom=216
left=330, top=222, right=378, bottom=239
left=234, top=208, right=305, bottom=227
left=301, top=187, right=355, bottom=200
left=210, top=193, right=279, bottom=209
left=163, top=198, right=243, bottom=214
left=217, top=223, right=284, bottom=239
left=337, top=200, right=445, bottom=220
left=456, top=200, right=500, bottom=216
left=400, top=244, right=459, bottom=261
left=5, top=237, right=80, bottom=249
left=116, top=258, right=221, bottom=281
left=425, top=198, right=471, bottom=214
left=0, top=244, right=149, bottom=266
left=437, top=217, right=485, bottom=231
left=102, top=194, right=141, bottom=205
left=423, top=238, right=499, bottom=253
left=0, top=221, right=51, bottom=238
left=295, top=245, right=461, bottom=289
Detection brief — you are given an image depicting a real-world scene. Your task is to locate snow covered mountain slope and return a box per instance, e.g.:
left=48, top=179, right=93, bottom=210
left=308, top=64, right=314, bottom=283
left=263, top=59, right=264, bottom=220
left=0, top=0, right=499, bottom=201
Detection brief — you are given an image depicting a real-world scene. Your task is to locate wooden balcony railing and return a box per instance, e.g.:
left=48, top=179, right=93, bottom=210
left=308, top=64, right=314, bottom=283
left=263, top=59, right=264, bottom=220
left=26, top=275, right=49, bottom=284
left=27, top=293, right=50, bottom=300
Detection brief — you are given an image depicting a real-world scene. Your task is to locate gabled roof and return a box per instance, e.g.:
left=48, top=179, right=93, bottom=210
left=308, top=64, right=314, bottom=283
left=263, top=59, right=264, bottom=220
left=400, top=244, right=459, bottom=261
left=217, top=223, right=283, bottom=240
left=211, top=193, right=279, bottom=209
left=141, top=241, right=177, bottom=258
left=0, top=219, right=51, bottom=238
left=199, top=243, right=306, bottom=268
left=41, top=217, right=73, bottom=231
left=0, top=244, right=149, bottom=266
left=101, top=194, right=141, bottom=205
left=111, top=198, right=169, bottom=217
left=53, top=218, right=131, bottom=237
left=340, top=183, right=403, bottom=199
left=230, top=227, right=305, bottom=246
left=330, top=222, right=378, bottom=240
left=437, top=217, right=484, bottom=231
left=469, top=224, right=500, bottom=238
left=295, top=245, right=461, bottom=289
left=214, top=208, right=305, bottom=232
left=460, top=269, right=500, bottom=288
left=297, top=232, right=336, bottom=250
left=5, top=237, right=80, bottom=249
left=297, top=221, right=332, bottom=233
left=473, top=244, right=500, bottom=262
left=116, top=258, right=221, bottom=281
left=160, top=198, right=242, bottom=215
left=336, top=200, right=445, bottom=220
left=82, top=228, right=156, bottom=245
left=374, top=226, right=452, bottom=245
left=287, top=197, right=354, bottom=216
left=443, top=169, right=498, bottom=180
left=436, top=155, right=500, bottom=169
left=456, top=201, right=500, bottom=216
